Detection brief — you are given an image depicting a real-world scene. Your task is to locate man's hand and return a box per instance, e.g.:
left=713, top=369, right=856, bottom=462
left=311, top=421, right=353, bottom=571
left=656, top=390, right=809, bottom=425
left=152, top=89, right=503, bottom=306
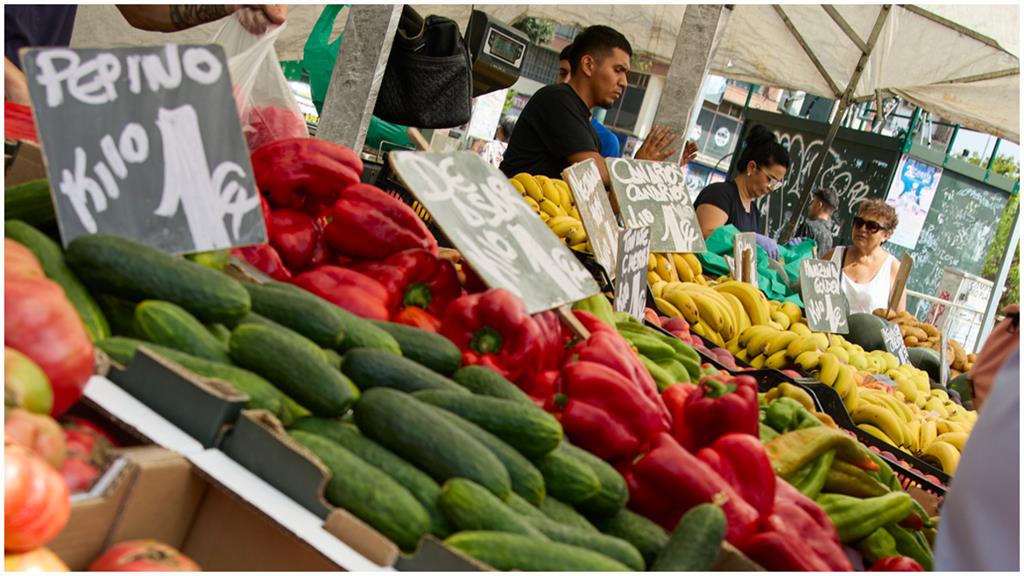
left=232, top=5, right=288, bottom=35
left=5, top=58, right=31, bottom=106
left=679, top=140, right=698, bottom=166
left=633, top=125, right=679, bottom=162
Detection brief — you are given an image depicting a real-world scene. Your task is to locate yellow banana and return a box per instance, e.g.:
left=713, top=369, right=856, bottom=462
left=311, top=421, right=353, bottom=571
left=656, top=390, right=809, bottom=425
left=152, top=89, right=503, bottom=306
left=851, top=404, right=907, bottom=447
left=859, top=423, right=897, bottom=446
left=795, top=350, right=823, bottom=372
left=654, top=254, right=677, bottom=282
left=933, top=431, right=968, bottom=451
left=647, top=271, right=662, bottom=285
left=826, top=345, right=850, bottom=363
left=764, top=332, right=800, bottom=356
left=736, top=349, right=750, bottom=362
left=906, top=419, right=922, bottom=452
left=882, top=353, right=900, bottom=371
left=523, top=196, right=541, bottom=213
left=672, top=253, right=695, bottom=282
left=847, top=351, right=868, bottom=371
left=567, top=227, right=588, bottom=245
left=786, top=335, right=821, bottom=359
left=690, top=293, right=727, bottom=335
left=738, top=325, right=776, bottom=347
left=509, top=178, right=526, bottom=195
left=920, top=418, right=938, bottom=450
left=512, top=173, right=544, bottom=202
left=780, top=301, right=803, bottom=326
left=895, top=376, right=920, bottom=405
left=750, top=354, right=767, bottom=369
left=765, top=349, right=790, bottom=370
left=817, top=352, right=840, bottom=386
left=720, top=292, right=752, bottom=335
left=712, top=281, right=771, bottom=326
left=770, top=310, right=791, bottom=330
left=682, top=253, right=703, bottom=277
left=833, top=364, right=856, bottom=399
left=547, top=215, right=582, bottom=238
left=922, top=440, right=961, bottom=474
left=650, top=280, right=668, bottom=298
left=695, top=273, right=707, bottom=285
left=648, top=254, right=658, bottom=271
left=540, top=199, right=566, bottom=218
left=810, top=333, right=829, bottom=350
left=746, top=327, right=779, bottom=357
left=841, top=379, right=861, bottom=412
left=790, top=322, right=812, bottom=336
left=654, top=297, right=683, bottom=319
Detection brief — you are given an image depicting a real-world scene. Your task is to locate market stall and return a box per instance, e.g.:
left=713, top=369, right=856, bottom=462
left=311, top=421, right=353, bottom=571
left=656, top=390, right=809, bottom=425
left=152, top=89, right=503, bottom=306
left=4, top=5, right=1016, bottom=574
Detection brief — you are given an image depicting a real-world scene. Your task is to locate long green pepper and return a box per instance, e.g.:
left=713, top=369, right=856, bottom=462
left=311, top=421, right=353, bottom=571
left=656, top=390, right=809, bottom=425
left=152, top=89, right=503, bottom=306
left=786, top=448, right=835, bottom=498
left=886, top=523, right=934, bottom=570
left=815, top=492, right=914, bottom=543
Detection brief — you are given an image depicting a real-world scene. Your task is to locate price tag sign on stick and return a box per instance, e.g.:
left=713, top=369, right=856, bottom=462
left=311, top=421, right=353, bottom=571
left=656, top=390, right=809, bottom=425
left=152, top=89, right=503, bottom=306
left=563, top=159, right=619, bottom=278
left=607, top=158, right=706, bottom=253
left=939, top=332, right=949, bottom=388
left=22, top=46, right=265, bottom=253
left=613, top=226, right=652, bottom=320
left=734, top=232, right=759, bottom=286
left=882, top=322, right=912, bottom=365
left=389, top=151, right=600, bottom=314
left=799, top=259, right=849, bottom=334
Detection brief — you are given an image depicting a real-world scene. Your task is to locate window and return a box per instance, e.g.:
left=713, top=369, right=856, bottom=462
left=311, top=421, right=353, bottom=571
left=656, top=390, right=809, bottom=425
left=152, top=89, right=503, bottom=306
left=605, top=72, right=650, bottom=133
left=554, top=24, right=580, bottom=41
left=520, top=44, right=559, bottom=85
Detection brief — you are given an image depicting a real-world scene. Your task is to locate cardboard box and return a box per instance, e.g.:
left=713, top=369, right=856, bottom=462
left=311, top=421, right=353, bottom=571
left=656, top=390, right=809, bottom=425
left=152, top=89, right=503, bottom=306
left=5, top=140, right=47, bottom=186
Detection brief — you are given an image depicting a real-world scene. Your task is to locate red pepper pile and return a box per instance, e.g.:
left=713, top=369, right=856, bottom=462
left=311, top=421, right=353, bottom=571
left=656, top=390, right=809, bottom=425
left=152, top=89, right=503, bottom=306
left=234, top=137, right=459, bottom=330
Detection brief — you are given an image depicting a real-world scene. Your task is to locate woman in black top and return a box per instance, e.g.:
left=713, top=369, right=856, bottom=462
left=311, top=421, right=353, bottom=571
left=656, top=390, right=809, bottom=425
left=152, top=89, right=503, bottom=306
left=694, top=125, right=790, bottom=258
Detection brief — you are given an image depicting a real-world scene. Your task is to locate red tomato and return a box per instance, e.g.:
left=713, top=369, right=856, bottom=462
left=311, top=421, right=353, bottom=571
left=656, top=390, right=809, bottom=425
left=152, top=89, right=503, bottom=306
left=89, top=540, right=201, bottom=571
left=4, top=547, right=70, bottom=571
left=5, top=239, right=44, bottom=280
left=5, top=277, right=94, bottom=417
left=60, top=456, right=101, bottom=493
left=4, top=443, right=71, bottom=552
left=5, top=347, right=54, bottom=415
left=4, top=408, right=66, bottom=469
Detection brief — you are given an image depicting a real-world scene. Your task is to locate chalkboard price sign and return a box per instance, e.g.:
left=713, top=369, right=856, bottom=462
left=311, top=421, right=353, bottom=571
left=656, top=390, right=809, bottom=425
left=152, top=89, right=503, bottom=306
left=882, top=322, right=912, bottom=365
left=607, top=158, right=706, bottom=253
left=389, top=151, right=600, bottom=314
left=614, top=226, right=652, bottom=320
left=799, top=259, right=849, bottom=334
left=22, top=46, right=265, bottom=254
left=563, top=159, right=619, bottom=278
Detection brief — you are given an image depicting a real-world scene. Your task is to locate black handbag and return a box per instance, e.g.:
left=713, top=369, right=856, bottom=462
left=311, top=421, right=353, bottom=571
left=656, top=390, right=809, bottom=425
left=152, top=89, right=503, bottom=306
left=373, top=6, right=473, bottom=129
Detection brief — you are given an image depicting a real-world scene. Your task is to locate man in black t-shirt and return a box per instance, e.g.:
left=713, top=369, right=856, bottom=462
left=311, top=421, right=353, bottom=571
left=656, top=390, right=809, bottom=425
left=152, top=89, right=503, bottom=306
left=500, top=25, right=678, bottom=185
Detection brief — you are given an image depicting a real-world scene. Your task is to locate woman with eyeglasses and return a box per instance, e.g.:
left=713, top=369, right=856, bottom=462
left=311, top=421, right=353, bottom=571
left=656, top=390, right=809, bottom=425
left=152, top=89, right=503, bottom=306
left=822, top=199, right=906, bottom=314
left=694, top=125, right=790, bottom=260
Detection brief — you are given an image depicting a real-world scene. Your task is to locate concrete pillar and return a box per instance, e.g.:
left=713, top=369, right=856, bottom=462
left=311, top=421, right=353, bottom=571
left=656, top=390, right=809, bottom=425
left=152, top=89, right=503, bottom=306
left=316, top=5, right=403, bottom=152
left=650, top=5, right=732, bottom=164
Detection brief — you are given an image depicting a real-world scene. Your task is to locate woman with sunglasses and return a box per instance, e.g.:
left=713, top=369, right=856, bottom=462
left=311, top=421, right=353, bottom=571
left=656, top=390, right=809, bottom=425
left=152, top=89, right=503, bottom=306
left=694, top=125, right=790, bottom=260
left=822, top=199, right=906, bottom=314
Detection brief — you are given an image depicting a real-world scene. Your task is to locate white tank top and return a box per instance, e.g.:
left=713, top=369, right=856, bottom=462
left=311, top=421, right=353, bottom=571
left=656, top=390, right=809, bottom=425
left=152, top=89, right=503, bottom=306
left=830, top=247, right=898, bottom=314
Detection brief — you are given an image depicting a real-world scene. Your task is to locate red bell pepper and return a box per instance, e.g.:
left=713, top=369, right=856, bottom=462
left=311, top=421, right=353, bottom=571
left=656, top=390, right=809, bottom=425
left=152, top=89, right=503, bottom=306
left=251, top=138, right=361, bottom=211
left=532, top=310, right=571, bottom=374
left=440, top=289, right=542, bottom=383
left=751, top=501, right=852, bottom=571
left=696, top=433, right=776, bottom=520
left=662, top=383, right=698, bottom=449
left=323, top=183, right=438, bottom=260
left=290, top=266, right=391, bottom=320
left=868, top=557, right=924, bottom=571
left=740, top=526, right=834, bottom=571
left=627, top=432, right=760, bottom=545
left=774, top=477, right=841, bottom=540
left=570, top=311, right=671, bottom=426
left=354, top=249, right=462, bottom=321
left=259, top=194, right=273, bottom=238
left=552, top=361, right=669, bottom=461
left=231, top=245, right=292, bottom=281
left=394, top=307, right=442, bottom=332
left=269, top=209, right=318, bottom=272
left=684, top=372, right=759, bottom=449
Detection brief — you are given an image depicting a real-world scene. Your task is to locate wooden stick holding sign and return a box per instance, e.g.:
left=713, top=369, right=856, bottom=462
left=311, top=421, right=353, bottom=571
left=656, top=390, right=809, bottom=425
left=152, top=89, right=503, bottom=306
left=888, top=253, right=913, bottom=314
left=939, top=331, right=949, bottom=388
left=556, top=305, right=591, bottom=340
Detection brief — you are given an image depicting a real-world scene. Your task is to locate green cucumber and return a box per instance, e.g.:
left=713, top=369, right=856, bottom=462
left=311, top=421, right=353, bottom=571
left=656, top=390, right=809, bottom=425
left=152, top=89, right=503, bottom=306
left=134, top=300, right=231, bottom=363
left=288, top=417, right=449, bottom=537
left=94, top=293, right=139, bottom=338
left=96, top=337, right=296, bottom=424
left=236, top=313, right=328, bottom=362
left=444, top=531, right=629, bottom=571
left=4, top=179, right=55, bottom=227
left=559, top=442, right=628, bottom=517
left=343, top=348, right=467, bottom=394
left=65, top=233, right=250, bottom=324
left=651, top=503, right=727, bottom=571
left=438, top=478, right=545, bottom=538
left=321, top=348, right=343, bottom=371
left=369, top=320, right=461, bottom=375
left=452, top=365, right=533, bottom=404
left=5, top=220, right=110, bottom=342
left=503, top=492, right=551, bottom=521
left=242, top=282, right=345, bottom=348
left=428, top=404, right=546, bottom=505
left=539, top=496, right=598, bottom=532
left=412, top=390, right=562, bottom=458
left=591, top=508, right=669, bottom=568
left=532, top=443, right=601, bottom=504
left=288, top=430, right=430, bottom=551
left=206, top=323, right=232, bottom=345
left=524, top=515, right=644, bottom=570
left=229, top=324, right=359, bottom=417
left=256, top=282, right=400, bottom=353
left=353, top=388, right=510, bottom=498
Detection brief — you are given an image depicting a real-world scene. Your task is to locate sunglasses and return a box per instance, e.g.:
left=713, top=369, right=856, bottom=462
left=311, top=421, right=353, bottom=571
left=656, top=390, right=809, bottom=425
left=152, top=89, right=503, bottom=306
left=853, top=217, right=887, bottom=234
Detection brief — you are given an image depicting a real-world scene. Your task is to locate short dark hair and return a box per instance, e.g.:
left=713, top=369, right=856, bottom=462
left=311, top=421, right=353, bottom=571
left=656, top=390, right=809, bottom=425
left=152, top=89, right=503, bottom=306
left=738, top=124, right=790, bottom=170
left=815, top=189, right=839, bottom=210
left=559, top=44, right=572, bottom=62
left=569, top=25, right=632, bottom=76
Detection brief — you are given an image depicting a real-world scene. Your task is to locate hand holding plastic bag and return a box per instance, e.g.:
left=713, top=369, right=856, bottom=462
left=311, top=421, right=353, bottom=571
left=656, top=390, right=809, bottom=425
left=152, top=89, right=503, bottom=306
left=755, top=233, right=780, bottom=261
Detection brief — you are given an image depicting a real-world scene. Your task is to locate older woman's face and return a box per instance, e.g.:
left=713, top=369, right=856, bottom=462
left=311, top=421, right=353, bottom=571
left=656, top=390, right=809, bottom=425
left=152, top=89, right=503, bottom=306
left=851, top=212, right=892, bottom=252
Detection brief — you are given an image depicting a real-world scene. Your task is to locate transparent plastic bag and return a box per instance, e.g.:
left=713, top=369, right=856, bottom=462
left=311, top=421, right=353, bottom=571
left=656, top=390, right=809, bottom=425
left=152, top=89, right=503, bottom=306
left=211, top=15, right=308, bottom=151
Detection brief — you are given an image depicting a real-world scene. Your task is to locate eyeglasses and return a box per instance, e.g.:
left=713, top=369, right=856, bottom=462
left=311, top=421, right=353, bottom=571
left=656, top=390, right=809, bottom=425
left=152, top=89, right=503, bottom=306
left=756, top=164, right=784, bottom=190
left=853, top=217, right=887, bottom=234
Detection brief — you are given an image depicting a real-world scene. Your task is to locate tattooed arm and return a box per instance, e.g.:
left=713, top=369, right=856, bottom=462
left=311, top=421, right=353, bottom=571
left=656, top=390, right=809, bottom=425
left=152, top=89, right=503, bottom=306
left=116, top=5, right=286, bottom=34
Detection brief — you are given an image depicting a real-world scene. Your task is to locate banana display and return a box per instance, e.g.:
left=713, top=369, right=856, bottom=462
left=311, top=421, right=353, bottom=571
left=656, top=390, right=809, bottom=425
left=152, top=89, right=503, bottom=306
left=872, top=308, right=976, bottom=375
left=509, top=173, right=590, bottom=252
left=736, top=322, right=976, bottom=475
left=646, top=252, right=707, bottom=285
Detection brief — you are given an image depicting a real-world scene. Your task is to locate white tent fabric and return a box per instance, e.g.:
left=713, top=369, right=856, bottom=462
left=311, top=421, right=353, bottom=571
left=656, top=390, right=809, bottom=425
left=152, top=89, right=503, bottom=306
left=70, top=4, right=1019, bottom=141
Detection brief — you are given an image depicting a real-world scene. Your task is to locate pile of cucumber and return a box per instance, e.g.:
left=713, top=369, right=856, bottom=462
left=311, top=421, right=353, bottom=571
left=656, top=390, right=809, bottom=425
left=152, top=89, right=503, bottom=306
left=6, top=224, right=723, bottom=571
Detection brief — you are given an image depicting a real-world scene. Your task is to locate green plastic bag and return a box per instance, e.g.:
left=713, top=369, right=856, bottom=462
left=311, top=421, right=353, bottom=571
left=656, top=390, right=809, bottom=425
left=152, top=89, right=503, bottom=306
left=302, top=5, right=412, bottom=152
left=697, top=225, right=806, bottom=305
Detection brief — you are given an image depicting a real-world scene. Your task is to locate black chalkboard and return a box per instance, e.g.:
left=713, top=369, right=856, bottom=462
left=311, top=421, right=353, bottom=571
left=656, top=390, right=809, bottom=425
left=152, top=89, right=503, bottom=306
left=890, top=170, right=1010, bottom=306
left=563, top=159, right=619, bottom=278
left=22, top=45, right=265, bottom=254
left=608, top=158, right=706, bottom=253
left=388, top=151, right=600, bottom=314
left=735, top=110, right=903, bottom=245
left=799, top=259, right=849, bottom=334
left=882, top=323, right=912, bottom=365
left=613, top=226, right=651, bottom=320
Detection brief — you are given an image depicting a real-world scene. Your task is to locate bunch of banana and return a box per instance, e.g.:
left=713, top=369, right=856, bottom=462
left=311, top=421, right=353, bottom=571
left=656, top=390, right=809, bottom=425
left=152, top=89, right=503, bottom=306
left=651, top=279, right=784, bottom=348
left=645, top=253, right=706, bottom=285
left=509, top=173, right=590, bottom=251
left=767, top=299, right=803, bottom=329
